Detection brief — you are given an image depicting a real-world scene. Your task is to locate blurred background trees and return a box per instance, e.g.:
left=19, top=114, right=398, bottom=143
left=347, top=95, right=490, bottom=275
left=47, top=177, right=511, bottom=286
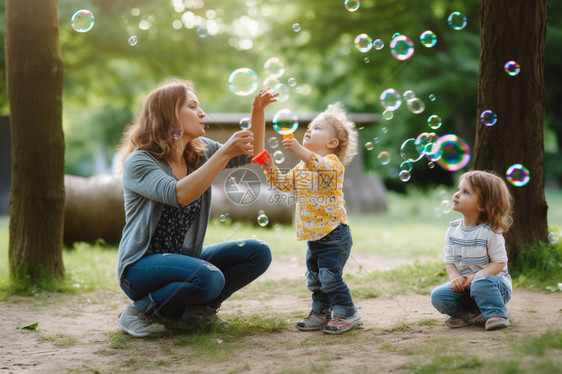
left=0, top=0, right=560, bottom=188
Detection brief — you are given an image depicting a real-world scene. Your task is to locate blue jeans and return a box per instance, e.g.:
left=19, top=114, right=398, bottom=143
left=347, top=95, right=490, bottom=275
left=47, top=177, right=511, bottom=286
left=430, top=274, right=511, bottom=320
left=120, top=239, right=271, bottom=319
left=306, top=224, right=356, bottom=317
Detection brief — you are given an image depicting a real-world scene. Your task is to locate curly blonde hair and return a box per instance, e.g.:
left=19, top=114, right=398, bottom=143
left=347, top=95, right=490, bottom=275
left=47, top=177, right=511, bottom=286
left=313, top=102, right=358, bottom=165
left=460, top=170, right=514, bottom=233
left=118, top=78, right=206, bottom=169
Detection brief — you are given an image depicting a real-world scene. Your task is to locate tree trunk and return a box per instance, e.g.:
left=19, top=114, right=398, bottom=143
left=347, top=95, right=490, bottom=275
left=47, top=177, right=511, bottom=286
left=6, top=0, right=65, bottom=281
left=473, top=0, right=549, bottom=264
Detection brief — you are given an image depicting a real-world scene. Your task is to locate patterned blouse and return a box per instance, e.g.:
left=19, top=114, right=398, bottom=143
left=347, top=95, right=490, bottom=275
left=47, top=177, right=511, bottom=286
left=146, top=196, right=202, bottom=255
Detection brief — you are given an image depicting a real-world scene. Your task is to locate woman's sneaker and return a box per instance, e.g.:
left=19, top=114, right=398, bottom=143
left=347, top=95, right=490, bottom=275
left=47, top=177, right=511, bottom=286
left=296, top=310, right=332, bottom=331
left=322, top=313, right=363, bottom=334
left=117, top=303, right=156, bottom=337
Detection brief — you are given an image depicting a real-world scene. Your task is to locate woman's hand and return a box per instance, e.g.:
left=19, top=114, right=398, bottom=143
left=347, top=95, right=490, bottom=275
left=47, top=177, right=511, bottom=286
left=222, top=130, right=255, bottom=157
left=252, top=88, right=278, bottom=110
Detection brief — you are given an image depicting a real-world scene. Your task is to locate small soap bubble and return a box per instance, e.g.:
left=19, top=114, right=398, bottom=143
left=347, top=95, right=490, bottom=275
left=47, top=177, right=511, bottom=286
left=480, top=110, right=497, bottom=126
left=365, top=142, right=374, bottom=151
left=197, top=26, right=208, bottom=38
left=378, top=151, right=391, bottom=165
left=428, top=161, right=435, bottom=169
left=373, top=137, right=380, bottom=144
left=506, top=164, right=530, bottom=187
left=440, top=199, right=452, bottom=214
left=434, top=134, right=471, bottom=171
left=380, top=88, right=402, bottom=111
left=504, top=60, right=521, bottom=76
left=427, top=115, right=442, bottom=130
left=428, top=93, right=436, bottom=102
left=239, top=117, right=251, bottom=130
left=403, top=90, right=416, bottom=101
left=344, top=0, right=360, bottom=12
left=292, top=23, right=302, bottom=32
left=383, top=110, right=394, bottom=120
left=390, top=35, right=415, bottom=61
left=219, top=213, right=228, bottom=222
left=288, top=78, right=297, bottom=87
left=548, top=232, right=559, bottom=244
left=290, top=257, right=298, bottom=267
left=71, top=9, right=95, bottom=33
left=420, top=30, right=437, bottom=48
left=229, top=68, right=258, bottom=96
left=273, top=150, right=285, bottom=164
left=448, top=11, right=467, bottom=30
left=407, top=98, right=425, bottom=114
left=128, top=35, right=138, bottom=46
left=400, top=138, right=424, bottom=162
left=364, top=57, right=371, bottom=64
left=272, top=83, right=290, bottom=103
left=265, top=57, right=285, bottom=79
left=354, top=33, right=373, bottom=53
left=257, top=213, right=269, bottom=226
left=373, top=39, right=384, bottom=50
left=268, top=137, right=279, bottom=149
left=399, top=170, right=411, bottom=182
left=381, top=127, right=388, bottom=134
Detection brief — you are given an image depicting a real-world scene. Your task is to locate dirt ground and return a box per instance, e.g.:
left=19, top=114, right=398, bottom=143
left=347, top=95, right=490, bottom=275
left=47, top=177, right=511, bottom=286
left=1, top=257, right=561, bottom=374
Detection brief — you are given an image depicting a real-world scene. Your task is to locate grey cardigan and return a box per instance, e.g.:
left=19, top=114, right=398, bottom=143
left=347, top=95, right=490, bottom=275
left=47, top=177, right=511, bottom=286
left=116, top=137, right=249, bottom=283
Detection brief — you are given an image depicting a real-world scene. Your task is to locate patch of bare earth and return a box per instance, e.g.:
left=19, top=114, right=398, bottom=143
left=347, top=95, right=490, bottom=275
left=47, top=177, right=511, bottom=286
left=1, top=257, right=561, bottom=373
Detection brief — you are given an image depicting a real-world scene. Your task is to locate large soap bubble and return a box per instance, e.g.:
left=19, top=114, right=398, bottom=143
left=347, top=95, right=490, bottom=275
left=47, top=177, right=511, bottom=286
left=71, top=9, right=95, bottom=33
left=379, top=88, right=402, bottom=111
left=390, top=35, right=414, bottom=61
left=434, top=134, right=470, bottom=171
left=228, top=68, right=258, bottom=96
left=506, top=164, right=530, bottom=187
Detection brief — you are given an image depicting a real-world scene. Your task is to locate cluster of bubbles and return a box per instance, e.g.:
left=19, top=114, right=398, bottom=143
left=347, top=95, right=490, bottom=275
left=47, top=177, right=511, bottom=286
left=71, top=9, right=95, bottom=33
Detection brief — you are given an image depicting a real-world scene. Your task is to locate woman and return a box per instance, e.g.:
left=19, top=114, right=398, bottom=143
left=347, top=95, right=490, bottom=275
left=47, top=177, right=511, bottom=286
left=116, top=79, right=276, bottom=337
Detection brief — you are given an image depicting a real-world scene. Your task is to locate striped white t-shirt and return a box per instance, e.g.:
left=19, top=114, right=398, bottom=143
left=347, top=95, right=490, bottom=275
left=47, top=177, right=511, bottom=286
left=444, top=218, right=512, bottom=290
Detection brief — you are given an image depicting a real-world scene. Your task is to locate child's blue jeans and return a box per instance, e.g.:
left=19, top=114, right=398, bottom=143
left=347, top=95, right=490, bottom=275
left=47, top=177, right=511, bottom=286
left=120, top=239, right=271, bottom=319
left=430, top=274, right=511, bottom=320
left=306, top=224, right=356, bottom=317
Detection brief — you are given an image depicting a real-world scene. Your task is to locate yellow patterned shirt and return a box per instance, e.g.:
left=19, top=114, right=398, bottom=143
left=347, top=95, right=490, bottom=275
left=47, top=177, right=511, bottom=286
left=264, top=153, right=348, bottom=241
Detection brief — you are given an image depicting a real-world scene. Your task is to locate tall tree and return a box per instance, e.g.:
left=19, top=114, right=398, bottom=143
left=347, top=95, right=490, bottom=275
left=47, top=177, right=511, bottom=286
left=473, top=0, right=549, bottom=263
left=5, top=0, right=65, bottom=282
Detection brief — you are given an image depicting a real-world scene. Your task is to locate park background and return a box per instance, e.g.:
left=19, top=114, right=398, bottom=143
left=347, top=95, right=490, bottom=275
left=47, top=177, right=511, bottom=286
left=1, top=1, right=562, bottom=373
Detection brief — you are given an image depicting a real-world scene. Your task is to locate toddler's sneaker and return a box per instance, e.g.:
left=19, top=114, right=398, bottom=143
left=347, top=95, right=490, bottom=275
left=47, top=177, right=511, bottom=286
left=322, top=313, right=363, bottom=334
left=117, top=303, right=156, bottom=337
left=296, top=309, right=332, bottom=331
left=445, top=311, right=484, bottom=328
left=485, top=316, right=510, bottom=331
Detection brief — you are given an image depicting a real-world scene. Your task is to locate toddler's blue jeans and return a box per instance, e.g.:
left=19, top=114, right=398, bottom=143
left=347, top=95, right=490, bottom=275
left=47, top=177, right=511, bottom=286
left=430, top=274, right=511, bottom=320
left=306, top=224, right=356, bottom=317
left=120, top=239, right=271, bottom=319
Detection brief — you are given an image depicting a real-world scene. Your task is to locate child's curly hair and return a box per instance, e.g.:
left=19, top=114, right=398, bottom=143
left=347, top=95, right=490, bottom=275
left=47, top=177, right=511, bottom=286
left=314, top=102, right=358, bottom=165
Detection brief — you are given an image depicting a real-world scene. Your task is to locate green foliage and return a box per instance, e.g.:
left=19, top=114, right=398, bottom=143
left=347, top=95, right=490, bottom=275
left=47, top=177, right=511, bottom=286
left=511, top=240, right=562, bottom=291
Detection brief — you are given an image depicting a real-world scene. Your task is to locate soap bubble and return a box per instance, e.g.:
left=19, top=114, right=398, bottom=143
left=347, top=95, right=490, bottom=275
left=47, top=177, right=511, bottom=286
left=265, top=57, right=285, bottom=79
left=548, top=232, right=559, bottom=244
left=257, top=212, right=269, bottom=226
left=434, top=134, right=471, bottom=171
left=380, top=88, right=402, bottom=111
left=403, top=90, right=416, bottom=101
left=448, top=11, right=467, bottom=30
left=440, top=199, right=452, bottom=214
left=399, top=170, right=411, bottom=182
left=373, top=39, right=385, bottom=50
left=480, top=110, right=498, bottom=126
left=272, top=109, right=299, bottom=135
left=288, top=78, right=297, bottom=87
left=219, top=213, right=229, bottom=222
left=378, top=151, right=391, bottom=165
left=506, top=164, right=530, bottom=187
left=365, top=142, right=374, bottom=151
left=383, top=110, right=394, bottom=120
left=239, top=117, right=251, bottom=130
left=290, top=257, right=299, bottom=267
left=420, top=30, right=437, bottom=48
left=428, top=94, right=436, bottom=102
left=268, top=137, right=279, bottom=148
left=407, top=98, right=426, bottom=114
left=71, top=9, right=95, bottom=33
left=273, top=150, right=285, bottom=164
left=400, top=161, right=413, bottom=172
left=504, top=60, right=521, bottom=76
left=354, top=33, right=373, bottom=53
left=197, top=26, right=208, bottom=38
left=400, top=138, right=424, bottom=162
left=128, top=36, right=138, bottom=46
left=344, top=0, right=360, bottom=12
left=292, top=23, right=301, bottom=32
left=427, top=115, right=442, bottom=130
left=272, top=83, right=290, bottom=103
left=390, top=35, right=414, bottom=61
left=229, top=68, right=258, bottom=96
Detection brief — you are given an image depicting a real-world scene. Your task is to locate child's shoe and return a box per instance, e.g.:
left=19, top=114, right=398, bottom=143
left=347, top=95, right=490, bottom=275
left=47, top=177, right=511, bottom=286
left=296, top=309, right=331, bottom=331
left=322, top=313, right=363, bottom=334
left=485, top=316, right=510, bottom=331
left=445, top=311, right=484, bottom=328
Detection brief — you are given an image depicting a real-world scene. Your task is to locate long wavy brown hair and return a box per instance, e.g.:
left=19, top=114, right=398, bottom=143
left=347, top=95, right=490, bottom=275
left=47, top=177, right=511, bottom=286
left=461, top=170, right=514, bottom=233
left=118, top=78, right=206, bottom=170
